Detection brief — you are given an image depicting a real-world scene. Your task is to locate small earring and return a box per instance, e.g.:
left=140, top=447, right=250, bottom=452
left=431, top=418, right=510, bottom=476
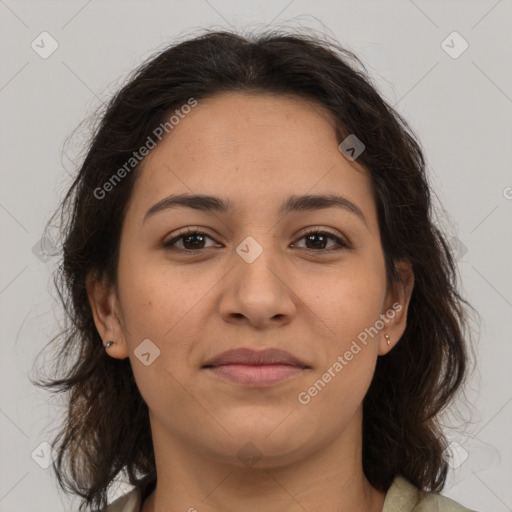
left=384, top=334, right=391, bottom=346
left=104, top=340, right=114, bottom=349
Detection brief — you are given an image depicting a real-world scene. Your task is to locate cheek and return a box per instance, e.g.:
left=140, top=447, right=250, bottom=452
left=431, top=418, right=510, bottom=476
left=298, top=278, right=382, bottom=418
left=117, top=263, right=202, bottom=412
left=299, top=258, right=385, bottom=396
left=116, top=253, right=221, bottom=388
left=304, top=262, right=386, bottom=339
left=298, top=352, right=376, bottom=431
left=117, top=249, right=202, bottom=340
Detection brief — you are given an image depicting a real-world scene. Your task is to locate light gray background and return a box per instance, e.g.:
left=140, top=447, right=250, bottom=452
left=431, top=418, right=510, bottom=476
left=1, top=1, right=511, bottom=511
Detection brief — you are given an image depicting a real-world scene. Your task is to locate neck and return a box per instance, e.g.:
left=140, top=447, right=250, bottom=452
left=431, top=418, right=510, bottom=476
left=142, top=409, right=386, bottom=512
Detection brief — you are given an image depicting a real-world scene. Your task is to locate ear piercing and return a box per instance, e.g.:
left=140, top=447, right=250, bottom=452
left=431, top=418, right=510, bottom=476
left=384, top=334, right=391, bottom=346
left=104, top=340, right=114, bottom=349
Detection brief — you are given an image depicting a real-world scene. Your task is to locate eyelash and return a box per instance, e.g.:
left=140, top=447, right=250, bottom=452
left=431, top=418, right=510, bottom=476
left=162, top=228, right=351, bottom=255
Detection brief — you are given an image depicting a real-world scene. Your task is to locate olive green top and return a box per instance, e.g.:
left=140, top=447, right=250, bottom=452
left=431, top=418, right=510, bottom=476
left=103, top=475, right=478, bottom=511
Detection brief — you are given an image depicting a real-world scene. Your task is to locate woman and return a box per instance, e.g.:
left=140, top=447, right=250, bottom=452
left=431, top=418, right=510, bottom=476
left=34, top=29, right=478, bottom=511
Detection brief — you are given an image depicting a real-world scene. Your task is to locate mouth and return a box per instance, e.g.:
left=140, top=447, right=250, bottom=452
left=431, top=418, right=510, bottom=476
left=202, top=348, right=310, bottom=388
left=204, top=363, right=308, bottom=387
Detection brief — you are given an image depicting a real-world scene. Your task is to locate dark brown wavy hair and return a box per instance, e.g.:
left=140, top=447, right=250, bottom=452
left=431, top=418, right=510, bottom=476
left=32, top=28, right=476, bottom=511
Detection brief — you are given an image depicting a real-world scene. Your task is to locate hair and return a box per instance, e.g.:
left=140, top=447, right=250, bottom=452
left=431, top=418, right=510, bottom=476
left=32, top=28, right=476, bottom=511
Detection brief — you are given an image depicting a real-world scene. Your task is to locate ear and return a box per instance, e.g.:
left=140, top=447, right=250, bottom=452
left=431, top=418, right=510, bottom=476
left=378, top=259, right=414, bottom=355
left=86, top=271, right=129, bottom=359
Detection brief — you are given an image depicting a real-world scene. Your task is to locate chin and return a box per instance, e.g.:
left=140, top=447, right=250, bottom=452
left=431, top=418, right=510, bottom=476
left=200, top=424, right=314, bottom=468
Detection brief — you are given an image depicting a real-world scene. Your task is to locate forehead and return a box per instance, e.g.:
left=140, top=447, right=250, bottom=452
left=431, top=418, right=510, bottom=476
left=150, top=91, right=341, bottom=164
left=128, top=92, right=376, bottom=223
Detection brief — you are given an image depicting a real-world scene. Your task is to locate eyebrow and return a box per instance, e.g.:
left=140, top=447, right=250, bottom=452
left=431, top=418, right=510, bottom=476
left=143, top=193, right=367, bottom=227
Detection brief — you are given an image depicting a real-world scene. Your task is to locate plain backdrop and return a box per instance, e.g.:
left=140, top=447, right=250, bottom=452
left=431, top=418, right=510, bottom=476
left=1, top=1, right=511, bottom=511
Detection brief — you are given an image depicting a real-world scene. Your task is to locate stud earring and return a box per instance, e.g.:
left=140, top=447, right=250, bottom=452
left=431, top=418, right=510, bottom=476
left=384, top=334, right=391, bottom=346
left=104, top=340, right=114, bottom=349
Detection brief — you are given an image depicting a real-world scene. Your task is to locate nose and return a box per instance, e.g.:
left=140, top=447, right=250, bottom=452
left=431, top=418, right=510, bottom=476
left=218, top=239, right=297, bottom=329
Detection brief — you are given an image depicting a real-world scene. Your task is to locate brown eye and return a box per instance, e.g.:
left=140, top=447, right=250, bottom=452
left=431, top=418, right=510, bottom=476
left=162, top=228, right=350, bottom=254
left=163, top=230, right=219, bottom=253
left=293, top=230, right=350, bottom=252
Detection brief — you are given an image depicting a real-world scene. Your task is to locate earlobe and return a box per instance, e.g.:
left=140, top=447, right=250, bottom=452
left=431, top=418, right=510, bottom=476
left=85, top=272, right=129, bottom=359
left=379, top=259, right=415, bottom=355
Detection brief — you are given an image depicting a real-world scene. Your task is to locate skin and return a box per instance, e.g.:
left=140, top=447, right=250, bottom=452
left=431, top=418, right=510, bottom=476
left=87, top=92, right=414, bottom=512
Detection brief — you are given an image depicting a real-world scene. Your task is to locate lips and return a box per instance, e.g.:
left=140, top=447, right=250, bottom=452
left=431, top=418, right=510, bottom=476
left=202, top=348, right=310, bottom=387
left=202, top=348, right=309, bottom=368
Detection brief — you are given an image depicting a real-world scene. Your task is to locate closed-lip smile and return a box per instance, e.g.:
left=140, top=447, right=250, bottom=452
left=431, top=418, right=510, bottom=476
left=202, top=348, right=310, bottom=387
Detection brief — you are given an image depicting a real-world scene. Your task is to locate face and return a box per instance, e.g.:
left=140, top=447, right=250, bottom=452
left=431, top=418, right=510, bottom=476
left=88, top=92, right=413, bottom=468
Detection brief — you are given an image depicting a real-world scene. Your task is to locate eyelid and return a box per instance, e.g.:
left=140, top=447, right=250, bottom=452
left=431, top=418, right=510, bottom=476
left=162, top=226, right=351, bottom=252
left=293, top=226, right=350, bottom=247
left=162, top=226, right=220, bottom=248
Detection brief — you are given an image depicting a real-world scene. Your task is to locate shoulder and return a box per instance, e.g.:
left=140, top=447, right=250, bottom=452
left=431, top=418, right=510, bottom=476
left=102, top=487, right=141, bottom=512
left=415, top=491, right=478, bottom=512
left=382, top=475, right=479, bottom=512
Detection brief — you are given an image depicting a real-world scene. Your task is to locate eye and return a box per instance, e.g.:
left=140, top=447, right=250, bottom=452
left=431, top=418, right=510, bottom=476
left=292, top=229, right=351, bottom=252
left=162, top=228, right=350, bottom=254
left=162, top=228, right=219, bottom=253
